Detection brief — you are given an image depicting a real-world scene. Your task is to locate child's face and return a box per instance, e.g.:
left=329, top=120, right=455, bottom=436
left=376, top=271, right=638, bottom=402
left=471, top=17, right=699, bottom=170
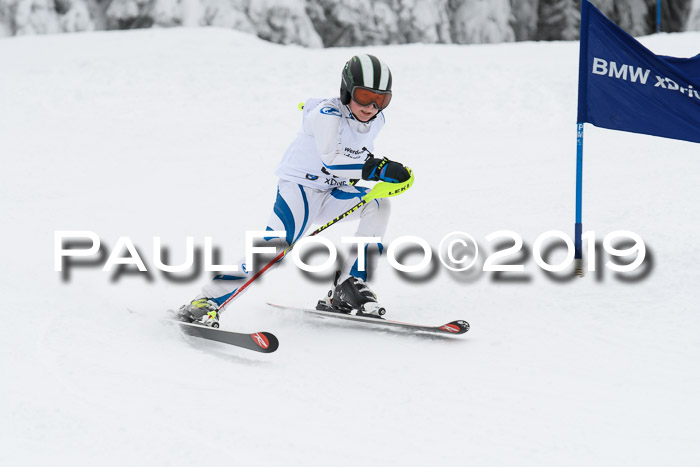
left=348, top=99, right=379, bottom=122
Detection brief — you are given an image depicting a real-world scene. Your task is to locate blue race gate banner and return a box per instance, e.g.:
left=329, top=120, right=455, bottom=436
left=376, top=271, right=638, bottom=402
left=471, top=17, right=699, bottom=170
left=577, top=0, right=700, bottom=144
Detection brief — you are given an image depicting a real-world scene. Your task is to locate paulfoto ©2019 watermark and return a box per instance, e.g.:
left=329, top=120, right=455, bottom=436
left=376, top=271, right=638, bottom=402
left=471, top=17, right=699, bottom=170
left=54, top=230, right=649, bottom=281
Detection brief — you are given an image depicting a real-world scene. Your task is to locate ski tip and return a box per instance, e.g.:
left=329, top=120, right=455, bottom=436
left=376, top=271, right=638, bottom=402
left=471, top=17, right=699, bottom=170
left=439, top=320, right=470, bottom=335
left=250, top=332, right=280, bottom=353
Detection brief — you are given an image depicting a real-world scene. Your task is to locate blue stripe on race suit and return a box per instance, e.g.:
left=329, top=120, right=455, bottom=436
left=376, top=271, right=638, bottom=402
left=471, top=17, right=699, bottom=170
left=322, top=161, right=365, bottom=171
left=349, top=244, right=369, bottom=281
left=273, top=188, right=295, bottom=246
left=213, top=275, right=246, bottom=281
left=211, top=288, right=238, bottom=306
left=330, top=186, right=370, bottom=201
left=349, top=242, right=384, bottom=281
left=294, top=185, right=310, bottom=243
left=349, top=259, right=367, bottom=281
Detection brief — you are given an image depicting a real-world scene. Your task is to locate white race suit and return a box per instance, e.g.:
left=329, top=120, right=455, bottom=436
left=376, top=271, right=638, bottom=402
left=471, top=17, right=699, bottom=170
left=201, top=97, right=392, bottom=309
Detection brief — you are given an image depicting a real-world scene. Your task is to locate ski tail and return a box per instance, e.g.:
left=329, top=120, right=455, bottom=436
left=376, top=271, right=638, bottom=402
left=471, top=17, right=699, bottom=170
left=176, top=321, right=280, bottom=353
left=438, top=320, right=470, bottom=335
left=249, top=331, right=279, bottom=353
left=128, top=308, right=280, bottom=354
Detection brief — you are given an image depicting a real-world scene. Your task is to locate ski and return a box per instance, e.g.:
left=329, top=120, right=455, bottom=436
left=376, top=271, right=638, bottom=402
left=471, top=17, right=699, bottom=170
left=128, top=309, right=279, bottom=353
left=172, top=320, right=279, bottom=353
left=267, top=303, right=469, bottom=336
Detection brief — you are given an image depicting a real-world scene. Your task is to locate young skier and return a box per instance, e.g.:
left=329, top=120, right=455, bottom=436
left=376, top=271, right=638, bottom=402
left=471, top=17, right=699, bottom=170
left=176, top=54, right=411, bottom=327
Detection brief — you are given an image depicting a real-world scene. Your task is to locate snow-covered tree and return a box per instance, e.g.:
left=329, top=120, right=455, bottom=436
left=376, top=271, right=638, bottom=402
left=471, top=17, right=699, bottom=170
left=659, top=0, right=693, bottom=32
left=591, top=0, right=650, bottom=36
left=690, top=0, right=700, bottom=30
left=179, top=0, right=201, bottom=26
left=373, top=0, right=401, bottom=45
left=591, top=0, right=692, bottom=35
left=141, top=0, right=201, bottom=27
left=307, top=0, right=377, bottom=47
left=537, top=0, right=579, bottom=40
left=397, top=0, right=451, bottom=44
left=510, top=0, right=539, bottom=41
left=200, top=0, right=254, bottom=33
left=248, top=0, right=322, bottom=47
left=450, top=0, right=516, bottom=44
left=105, top=0, right=154, bottom=29
left=60, top=0, right=95, bottom=32
left=0, top=0, right=14, bottom=36
left=14, top=0, right=61, bottom=34
left=151, top=0, right=181, bottom=27
left=307, top=0, right=449, bottom=46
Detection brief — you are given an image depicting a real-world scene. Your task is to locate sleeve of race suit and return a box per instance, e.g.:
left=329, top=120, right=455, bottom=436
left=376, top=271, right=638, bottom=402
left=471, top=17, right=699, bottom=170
left=310, top=106, right=365, bottom=180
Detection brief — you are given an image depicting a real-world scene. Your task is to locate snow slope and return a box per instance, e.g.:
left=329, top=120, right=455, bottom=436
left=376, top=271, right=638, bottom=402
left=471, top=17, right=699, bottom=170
left=2, top=28, right=699, bottom=467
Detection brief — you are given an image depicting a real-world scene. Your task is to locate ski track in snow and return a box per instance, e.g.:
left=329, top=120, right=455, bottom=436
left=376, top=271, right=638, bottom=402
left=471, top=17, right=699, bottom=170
left=1, top=28, right=699, bottom=467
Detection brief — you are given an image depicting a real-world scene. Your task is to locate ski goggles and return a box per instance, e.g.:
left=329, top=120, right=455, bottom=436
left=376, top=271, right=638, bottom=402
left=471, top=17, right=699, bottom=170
left=351, top=86, right=392, bottom=110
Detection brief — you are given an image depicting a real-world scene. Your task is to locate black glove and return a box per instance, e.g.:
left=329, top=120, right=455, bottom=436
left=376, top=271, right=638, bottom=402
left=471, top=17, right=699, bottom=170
left=362, top=157, right=411, bottom=183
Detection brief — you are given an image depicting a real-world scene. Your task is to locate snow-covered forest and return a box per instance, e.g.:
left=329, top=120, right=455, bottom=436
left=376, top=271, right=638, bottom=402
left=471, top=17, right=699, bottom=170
left=1, top=0, right=699, bottom=44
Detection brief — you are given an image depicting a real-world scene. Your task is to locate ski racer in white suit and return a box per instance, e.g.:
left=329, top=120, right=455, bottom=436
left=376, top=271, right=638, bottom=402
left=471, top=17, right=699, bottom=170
left=177, top=54, right=412, bottom=327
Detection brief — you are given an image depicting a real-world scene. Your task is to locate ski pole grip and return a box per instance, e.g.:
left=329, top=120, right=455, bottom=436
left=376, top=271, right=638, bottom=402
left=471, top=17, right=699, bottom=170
left=365, top=168, right=414, bottom=202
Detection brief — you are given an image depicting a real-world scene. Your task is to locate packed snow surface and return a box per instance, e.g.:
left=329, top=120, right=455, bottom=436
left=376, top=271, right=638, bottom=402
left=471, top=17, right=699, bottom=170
left=2, top=28, right=699, bottom=467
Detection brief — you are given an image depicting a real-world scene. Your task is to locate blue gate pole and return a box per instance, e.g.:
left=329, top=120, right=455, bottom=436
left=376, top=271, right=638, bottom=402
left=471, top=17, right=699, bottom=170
left=574, top=123, right=584, bottom=277
left=656, top=0, right=662, bottom=33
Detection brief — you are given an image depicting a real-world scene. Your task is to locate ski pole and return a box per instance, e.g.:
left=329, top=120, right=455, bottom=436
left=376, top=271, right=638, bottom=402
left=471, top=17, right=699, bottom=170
left=219, top=170, right=414, bottom=309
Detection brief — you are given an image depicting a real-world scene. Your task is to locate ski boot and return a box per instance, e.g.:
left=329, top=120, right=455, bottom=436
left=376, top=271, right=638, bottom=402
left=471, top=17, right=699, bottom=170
left=174, top=298, right=221, bottom=328
left=317, top=272, right=386, bottom=318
